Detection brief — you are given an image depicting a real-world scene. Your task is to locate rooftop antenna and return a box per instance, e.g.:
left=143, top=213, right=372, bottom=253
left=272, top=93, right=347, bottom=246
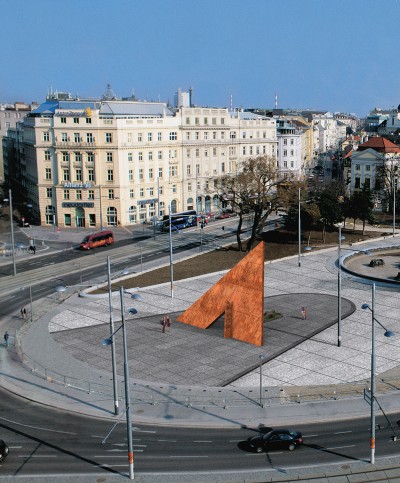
left=275, top=93, right=278, bottom=109
left=189, top=86, right=193, bottom=107
left=230, top=94, right=233, bottom=112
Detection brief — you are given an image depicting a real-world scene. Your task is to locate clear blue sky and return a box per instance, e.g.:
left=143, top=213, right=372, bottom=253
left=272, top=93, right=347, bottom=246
left=2, top=0, right=400, bottom=116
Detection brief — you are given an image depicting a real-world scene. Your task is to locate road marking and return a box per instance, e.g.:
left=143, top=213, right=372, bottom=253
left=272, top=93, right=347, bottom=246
left=9, top=446, right=22, bottom=449
left=96, top=451, right=144, bottom=456
left=157, top=439, right=177, bottom=442
left=0, top=417, right=77, bottom=435
left=334, top=431, right=352, bottom=435
left=169, top=455, right=208, bottom=458
left=193, top=440, right=212, bottom=443
left=133, top=427, right=156, bottom=433
left=326, top=445, right=355, bottom=450
left=303, top=434, right=319, bottom=437
left=229, top=439, right=243, bottom=442
left=18, top=455, right=58, bottom=458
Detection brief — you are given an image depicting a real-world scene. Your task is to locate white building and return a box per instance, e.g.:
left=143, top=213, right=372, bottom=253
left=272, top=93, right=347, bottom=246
left=17, top=97, right=277, bottom=228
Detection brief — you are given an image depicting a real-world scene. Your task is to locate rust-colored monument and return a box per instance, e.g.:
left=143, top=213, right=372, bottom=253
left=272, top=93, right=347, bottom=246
left=177, top=242, right=265, bottom=346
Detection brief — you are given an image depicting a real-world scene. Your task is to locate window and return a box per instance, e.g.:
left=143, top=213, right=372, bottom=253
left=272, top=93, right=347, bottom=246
left=195, top=117, right=199, bottom=125
left=128, top=152, right=133, bottom=162
left=127, top=133, right=132, bottom=143
left=76, top=169, right=82, bottom=181
left=75, top=152, right=82, bottom=162
left=212, top=118, right=217, bottom=125
left=138, top=151, right=143, bottom=161
left=139, top=168, right=143, bottom=180
left=187, top=165, right=191, bottom=175
left=139, top=188, right=144, bottom=197
left=137, top=133, right=142, bottom=142
left=229, top=147, right=236, bottom=156
left=188, top=182, right=192, bottom=191
left=186, top=132, right=190, bottom=140
left=230, top=131, right=236, bottom=139
left=149, top=168, right=153, bottom=179
left=61, top=132, right=68, bottom=142
left=169, top=131, right=177, bottom=140
left=290, top=139, right=294, bottom=145
left=242, top=147, right=246, bottom=155
left=86, top=117, right=92, bottom=124
left=204, top=149, right=208, bottom=157
left=221, top=162, right=225, bottom=173
left=355, top=177, right=361, bottom=189
left=108, top=189, right=114, bottom=199
left=148, top=151, right=153, bottom=161
left=186, top=117, right=190, bottom=125
left=61, top=117, right=66, bottom=124
left=43, top=132, right=50, bottom=142
left=106, top=152, right=113, bottom=162
left=88, top=168, right=94, bottom=181
left=221, top=132, right=225, bottom=139
left=148, top=187, right=154, bottom=196
left=186, top=148, right=191, bottom=158
left=105, top=132, right=112, bottom=143
left=283, top=139, right=287, bottom=145
left=196, top=164, right=200, bottom=174
left=195, top=132, right=199, bottom=140
left=148, top=132, right=152, bottom=142
left=366, top=165, right=371, bottom=171
left=74, top=133, right=80, bottom=142
left=62, top=152, right=69, bottom=162
left=263, top=131, right=267, bottom=138
left=88, top=189, right=94, bottom=200
left=44, top=150, right=51, bottom=160
left=46, top=187, right=53, bottom=198
left=87, top=133, right=93, bottom=143
left=204, top=117, right=208, bottom=125
left=63, top=189, right=70, bottom=200
left=87, top=152, right=94, bottom=162
left=128, top=205, right=136, bottom=222
left=364, top=178, right=371, bottom=189
left=63, top=168, right=70, bottom=181
left=195, top=148, right=200, bottom=157
left=128, top=169, right=133, bottom=181
left=290, top=150, right=294, bottom=156
left=284, top=161, right=288, bottom=168
left=203, top=132, right=208, bottom=140
left=158, top=150, right=162, bottom=160
left=73, top=117, right=79, bottom=124
left=290, top=161, right=294, bottom=168
left=76, top=189, right=82, bottom=200
left=249, top=147, right=253, bottom=155
left=355, top=164, right=361, bottom=171
left=130, top=189, right=134, bottom=199
left=221, top=118, right=225, bottom=125
left=45, top=167, right=52, bottom=180
left=169, top=166, right=178, bottom=176
left=107, top=207, right=117, bottom=225
left=242, top=132, right=247, bottom=139
left=107, top=169, right=114, bottom=181
left=213, top=131, right=217, bottom=140
left=157, top=132, right=162, bottom=141
left=283, top=149, right=287, bottom=156
left=158, top=167, right=163, bottom=178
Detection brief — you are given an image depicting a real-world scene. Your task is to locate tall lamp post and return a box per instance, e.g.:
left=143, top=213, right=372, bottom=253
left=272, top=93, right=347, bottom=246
left=298, top=187, right=301, bottom=267
left=169, top=202, right=174, bottom=298
left=4, top=189, right=17, bottom=276
left=102, top=286, right=139, bottom=480
left=259, top=354, right=265, bottom=407
left=393, top=176, right=398, bottom=237
left=337, top=222, right=344, bottom=347
left=362, top=283, right=394, bottom=465
left=107, top=256, right=119, bottom=416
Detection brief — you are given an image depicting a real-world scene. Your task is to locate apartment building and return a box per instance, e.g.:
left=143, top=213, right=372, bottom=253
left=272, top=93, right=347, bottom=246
left=19, top=97, right=277, bottom=228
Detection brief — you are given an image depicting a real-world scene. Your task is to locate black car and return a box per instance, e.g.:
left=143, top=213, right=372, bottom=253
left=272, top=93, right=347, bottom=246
left=0, top=440, right=9, bottom=462
left=248, top=429, right=303, bottom=452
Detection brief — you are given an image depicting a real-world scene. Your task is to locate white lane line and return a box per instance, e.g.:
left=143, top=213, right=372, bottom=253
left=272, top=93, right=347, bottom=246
left=157, top=439, right=177, bottom=442
left=326, top=445, right=355, bottom=450
left=303, top=434, right=319, bottom=437
left=0, top=417, right=77, bottom=435
left=9, top=446, right=23, bottom=449
left=245, top=452, right=283, bottom=455
left=334, top=431, right=352, bottom=435
left=96, top=450, right=144, bottom=456
left=193, top=440, right=212, bottom=443
left=18, top=455, right=58, bottom=458
left=169, top=455, right=208, bottom=458
left=133, top=428, right=156, bottom=434
left=229, top=439, right=243, bottom=442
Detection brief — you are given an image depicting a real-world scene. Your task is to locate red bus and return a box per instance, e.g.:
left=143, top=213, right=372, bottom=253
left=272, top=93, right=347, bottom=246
left=80, top=230, right=114, bottom=250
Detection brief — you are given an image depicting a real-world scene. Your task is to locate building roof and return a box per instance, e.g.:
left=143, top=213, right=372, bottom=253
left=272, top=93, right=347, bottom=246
left=100, top=101, right=174, bottom=117
left=358, top=136, right=400, bottom=153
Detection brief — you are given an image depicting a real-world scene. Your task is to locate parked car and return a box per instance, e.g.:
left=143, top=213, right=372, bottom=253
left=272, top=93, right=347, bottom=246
left=248, top=429, right=303, bottom=453
left=215, top=211, right=237, bottom=220
left=0, top=440, right=9, bottom=462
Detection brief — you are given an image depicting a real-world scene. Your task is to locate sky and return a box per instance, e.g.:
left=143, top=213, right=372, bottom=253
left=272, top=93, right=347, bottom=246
left=2, top=0, right=400, bottom=117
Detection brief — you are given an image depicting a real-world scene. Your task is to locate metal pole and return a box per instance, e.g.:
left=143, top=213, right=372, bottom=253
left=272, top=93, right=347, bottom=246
left=337, top=224, right=342, bottom=347
left=99, top=185, right=103, bottom=230
left=169, top=203, right=174, bottom=298
left=108, top=256, right=119, bottom=416
left=370, top=282, right=376, bottom=465
left=298, top=187, right=301, bottom=267
left=393, top=178, right=396, bottom=237
left=259, top=355, right=264, bottom=407
left=200, top=221, right=203, bottom=253
left=29, top=285, right=33, bottom=324
left=9, top=189, right=16, bottom=276
left=120, top=286, right=134, bottom=479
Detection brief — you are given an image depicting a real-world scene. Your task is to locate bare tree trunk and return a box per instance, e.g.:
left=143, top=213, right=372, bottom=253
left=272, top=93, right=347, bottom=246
left=247, top=207, right=262, bottom=251
left=236, top=215, right=243, bottom=252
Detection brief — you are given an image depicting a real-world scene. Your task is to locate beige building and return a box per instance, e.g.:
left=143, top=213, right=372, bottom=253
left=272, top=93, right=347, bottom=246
left=19, top=97, right=277, bottom=228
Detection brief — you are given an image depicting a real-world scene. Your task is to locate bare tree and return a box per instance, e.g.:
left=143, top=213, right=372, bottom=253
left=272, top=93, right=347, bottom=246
left=212, top=155, right=286, bottom=251
left=375, top=157, right=399, bottom=213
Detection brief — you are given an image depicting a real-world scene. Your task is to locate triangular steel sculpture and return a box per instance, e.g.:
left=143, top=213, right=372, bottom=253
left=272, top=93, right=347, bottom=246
left=177, top=242, right=265, bottom=346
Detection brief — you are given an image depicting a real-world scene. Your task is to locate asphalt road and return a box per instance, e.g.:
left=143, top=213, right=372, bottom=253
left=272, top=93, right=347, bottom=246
left=0, top=387, right=399, bottom=481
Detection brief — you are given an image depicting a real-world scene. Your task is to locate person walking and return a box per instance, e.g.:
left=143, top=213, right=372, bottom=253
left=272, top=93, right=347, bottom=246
left=3, top=332, right=9, bottom=347
left=301, top=306, right=307, bottom=320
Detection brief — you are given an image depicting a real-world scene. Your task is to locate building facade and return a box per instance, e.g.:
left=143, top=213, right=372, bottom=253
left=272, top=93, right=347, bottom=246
left=18, top=98, right=277, bottom=228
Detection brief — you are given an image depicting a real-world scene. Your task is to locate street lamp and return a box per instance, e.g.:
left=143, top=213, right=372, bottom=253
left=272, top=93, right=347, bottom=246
left=394, top=181, right=396, bottom=236
left=4, top=189, right=16, bottom=276
left=259, top=354, right=265, bottom=407
left=336, top=222, right=345, bottom=347
left=298, top=187, right=301, bottom=267
left=362, top=283, right=395, bottom=465
left=169, top=202, right=174, bottom=298
left=102, top=286, right=140, bottom=480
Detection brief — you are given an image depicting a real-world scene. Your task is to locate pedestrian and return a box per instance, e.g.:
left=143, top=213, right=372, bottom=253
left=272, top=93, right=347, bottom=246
left=23, top=307, right=27, bottom=319
left=3, top=332, right=9, bottom=347
left=32, top=245, right=36, bottom=255
left=20, top=307, right=25, bottom=319
left=301, top=306, right=307, bottom=320
left=161, top=316, right=171, bottom=333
